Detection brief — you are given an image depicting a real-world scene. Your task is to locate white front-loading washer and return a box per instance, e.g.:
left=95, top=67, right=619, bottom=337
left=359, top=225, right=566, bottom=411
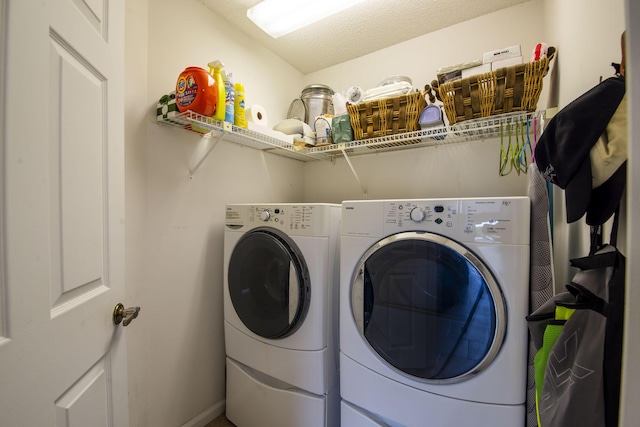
left=224, top=203, right=341, bottom=427
left=339, top=197, right=530, bottom=426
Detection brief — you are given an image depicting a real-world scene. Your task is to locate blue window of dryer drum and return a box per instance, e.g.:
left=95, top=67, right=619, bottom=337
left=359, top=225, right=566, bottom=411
left=228, top=227, right=311, bottom=339
left=351, top=231, right=506, bottom=383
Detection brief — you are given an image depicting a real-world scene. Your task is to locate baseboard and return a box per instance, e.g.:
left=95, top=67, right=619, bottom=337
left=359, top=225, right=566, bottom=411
left=181, top=399, right=226, bottom=427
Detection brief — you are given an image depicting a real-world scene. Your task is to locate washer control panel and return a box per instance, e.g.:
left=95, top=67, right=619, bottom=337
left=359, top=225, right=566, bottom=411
left=364, top=198, right=530, bottom=244
left=384, top=200, right=458, bottom=230
left=226, top=204, right=337, bottom=237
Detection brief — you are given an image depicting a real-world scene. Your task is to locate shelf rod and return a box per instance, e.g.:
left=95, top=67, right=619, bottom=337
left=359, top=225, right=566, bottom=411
left=341, top=148, right=367, bottom=198
left=188, top=132, right=224, bottom=180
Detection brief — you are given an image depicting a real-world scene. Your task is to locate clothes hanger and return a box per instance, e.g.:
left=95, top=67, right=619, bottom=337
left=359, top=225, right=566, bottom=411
left=517, top=118, right=532, bottom=173
left=532, top=115, right=538, bottom=163
left=501, top=116, right=535, bottom=176
left=511, top=120, right=524, bottom=175
left=524, top=118, right=533, bottom=166
left=499, top=122, right=514, bottom=176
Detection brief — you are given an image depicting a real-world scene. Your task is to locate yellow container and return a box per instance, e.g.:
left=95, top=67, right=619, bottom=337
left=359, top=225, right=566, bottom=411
left=207, top=60, right=226, bottom=122
left=234, top=82, right=247, bottom=128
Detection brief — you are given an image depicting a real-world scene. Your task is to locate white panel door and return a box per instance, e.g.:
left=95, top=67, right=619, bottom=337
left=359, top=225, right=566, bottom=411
left=0, top=0, right=129, bottom=426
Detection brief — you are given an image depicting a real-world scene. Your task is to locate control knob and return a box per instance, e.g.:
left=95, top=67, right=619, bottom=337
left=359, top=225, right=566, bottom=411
left=410, top=207, right=425, bottom=222
left=260, top=210, right=271, bottom=221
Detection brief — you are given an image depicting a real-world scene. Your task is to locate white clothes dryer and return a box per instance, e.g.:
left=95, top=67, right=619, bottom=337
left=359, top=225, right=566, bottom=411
left=339, top=197, right=530, bottom=426
left=224, top=203, right=341, bottom=427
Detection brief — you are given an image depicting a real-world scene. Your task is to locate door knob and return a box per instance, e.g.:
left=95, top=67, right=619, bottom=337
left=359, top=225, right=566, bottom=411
left=113, top=303, right=140, bottom=326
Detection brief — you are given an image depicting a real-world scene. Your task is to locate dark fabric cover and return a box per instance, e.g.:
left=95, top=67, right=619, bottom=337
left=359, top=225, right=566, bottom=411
left=534, top=76, right=625, bottom=224
left=527, top=243, right=625, bottom=427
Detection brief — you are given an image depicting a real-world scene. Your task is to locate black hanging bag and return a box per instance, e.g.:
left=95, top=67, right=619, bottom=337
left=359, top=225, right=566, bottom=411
left=527, top=210, right=625, bottom=427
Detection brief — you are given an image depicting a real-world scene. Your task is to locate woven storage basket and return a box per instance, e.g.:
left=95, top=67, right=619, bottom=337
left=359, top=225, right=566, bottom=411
left=438, top=55, right=553, bottom=125
left=348, top=92, right=427, bottom=140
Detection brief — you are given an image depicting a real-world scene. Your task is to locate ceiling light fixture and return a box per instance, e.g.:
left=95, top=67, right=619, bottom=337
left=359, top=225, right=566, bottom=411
left=247, top=0, right=367, bottom=39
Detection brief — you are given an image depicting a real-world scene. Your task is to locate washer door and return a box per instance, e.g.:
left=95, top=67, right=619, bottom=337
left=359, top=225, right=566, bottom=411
left=351, top=232, right=506, bottom=383
left=228, top=227, right=310, bottom=339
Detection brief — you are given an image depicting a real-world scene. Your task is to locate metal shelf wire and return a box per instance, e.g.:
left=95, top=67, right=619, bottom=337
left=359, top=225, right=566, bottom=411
left=157, top=110, right=325, bottom=162
left=157, top=109, right=544, bottom=162
left=308, top=111, right=544, bottom=159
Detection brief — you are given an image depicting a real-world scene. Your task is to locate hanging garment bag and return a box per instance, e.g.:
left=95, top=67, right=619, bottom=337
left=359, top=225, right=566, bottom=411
left=527, top=215, right=625, bottom=427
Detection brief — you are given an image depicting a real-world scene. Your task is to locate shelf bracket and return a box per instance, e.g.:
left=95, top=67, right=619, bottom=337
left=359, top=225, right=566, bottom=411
left=188, top=132, right=225, bottom=180
left=340, top=147, right=367, bottom=198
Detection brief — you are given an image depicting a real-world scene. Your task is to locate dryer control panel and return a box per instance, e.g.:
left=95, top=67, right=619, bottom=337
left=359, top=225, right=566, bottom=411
left=225, top=203, right=339, bottom=237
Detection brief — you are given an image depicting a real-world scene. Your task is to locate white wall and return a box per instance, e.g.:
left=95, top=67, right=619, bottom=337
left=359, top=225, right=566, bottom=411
left=303, top=1, right=546, bottom=203
left=304, top=1, right=545, bottom=97
left=125, top=1, right=306, bottom=426
left=304, top=0, right=626, bottom=285
left=541, top=0, right=626, bottom=290
left=124, top=0, right=150, bottom=424
left=124, top=0, right=631, bottom=425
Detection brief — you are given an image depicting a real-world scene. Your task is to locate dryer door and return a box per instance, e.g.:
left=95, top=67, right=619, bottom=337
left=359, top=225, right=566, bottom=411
left=228, top=227, right=310, bottom=339
left=351, top=231, right=506, bottom=383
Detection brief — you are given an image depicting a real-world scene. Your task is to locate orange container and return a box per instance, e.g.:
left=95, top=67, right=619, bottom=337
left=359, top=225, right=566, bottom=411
left=175, top=67, right=218, bottom=116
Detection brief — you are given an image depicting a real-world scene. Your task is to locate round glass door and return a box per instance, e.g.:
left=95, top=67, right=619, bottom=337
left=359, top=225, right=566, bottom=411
left=351, top=232, right=506, bottom=383
left=228, top=227, right=310, bottom=339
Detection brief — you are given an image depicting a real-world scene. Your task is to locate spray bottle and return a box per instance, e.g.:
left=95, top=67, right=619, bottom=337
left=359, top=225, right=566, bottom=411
left=207, top=60, right=226, bottom=122
left=223, top=70, right=235, bottom=124
left=234, top=81, right=247, bottom=128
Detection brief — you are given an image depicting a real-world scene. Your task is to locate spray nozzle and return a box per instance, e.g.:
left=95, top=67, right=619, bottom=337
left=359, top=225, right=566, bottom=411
left=207, top=60, right=224, bottom=75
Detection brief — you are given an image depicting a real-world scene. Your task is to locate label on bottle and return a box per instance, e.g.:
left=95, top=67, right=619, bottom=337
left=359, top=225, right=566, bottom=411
left=225, top=80, right=235, bottom=123
left=176, top=74, right=197, bottom=108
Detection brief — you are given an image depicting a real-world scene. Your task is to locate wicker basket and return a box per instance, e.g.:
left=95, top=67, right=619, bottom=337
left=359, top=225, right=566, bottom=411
left=437, top=55, right=553, bottom=125
left=348, top=92, right=427, bottom=140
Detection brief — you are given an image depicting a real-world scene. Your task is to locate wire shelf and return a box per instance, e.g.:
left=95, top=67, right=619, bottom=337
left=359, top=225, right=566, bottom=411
left=157, top=110, right=324, bottom=162
left=157, top=109, right=544, bottom=162
left=308, top=111, right=544, bottom=159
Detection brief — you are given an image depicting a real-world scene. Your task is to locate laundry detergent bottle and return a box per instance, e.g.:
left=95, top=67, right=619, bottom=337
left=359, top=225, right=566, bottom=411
left=207, top=60, right=226, bottom=122
left=175, top=66, right=218, bottom=116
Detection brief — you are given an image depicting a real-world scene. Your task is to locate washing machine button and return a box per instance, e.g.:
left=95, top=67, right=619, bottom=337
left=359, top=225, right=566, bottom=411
left=260, top=210, right=271, bottom=221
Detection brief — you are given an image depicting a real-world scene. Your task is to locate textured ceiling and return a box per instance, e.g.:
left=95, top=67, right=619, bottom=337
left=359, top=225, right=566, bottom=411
left=200, top=0, right=530, bottom=74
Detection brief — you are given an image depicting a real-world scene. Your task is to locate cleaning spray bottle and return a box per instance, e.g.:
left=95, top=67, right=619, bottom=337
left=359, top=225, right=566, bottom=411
left=234, top=81, right=247, bottom=128
left=207, top=60, right=226, bottom=122
left=223, top=70, right=235, bottom=124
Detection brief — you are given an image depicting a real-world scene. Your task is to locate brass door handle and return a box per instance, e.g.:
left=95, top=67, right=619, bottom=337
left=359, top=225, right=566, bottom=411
left=113, top=303, right=140, bottom=326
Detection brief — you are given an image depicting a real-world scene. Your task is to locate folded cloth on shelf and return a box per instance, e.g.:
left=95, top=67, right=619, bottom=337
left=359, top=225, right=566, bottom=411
left=157, top=91, right=179, bottom=123
left=362, top=81, right=413, bottom=102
